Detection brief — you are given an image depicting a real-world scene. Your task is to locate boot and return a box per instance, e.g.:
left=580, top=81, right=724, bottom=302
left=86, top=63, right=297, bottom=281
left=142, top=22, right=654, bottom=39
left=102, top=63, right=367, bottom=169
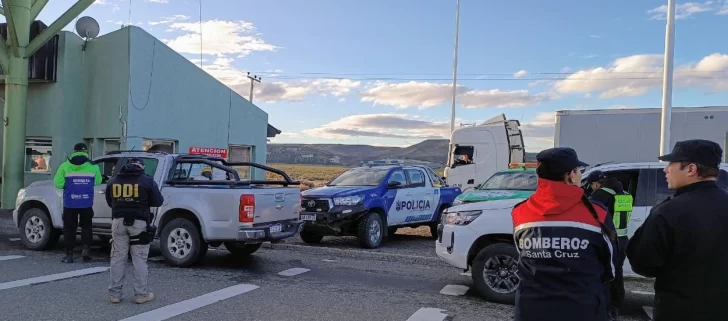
left=61, top=250, right=73, bottom=263
left=82, top=245, right=91, bottom=262
left=135, top=292, right=155, bottom=304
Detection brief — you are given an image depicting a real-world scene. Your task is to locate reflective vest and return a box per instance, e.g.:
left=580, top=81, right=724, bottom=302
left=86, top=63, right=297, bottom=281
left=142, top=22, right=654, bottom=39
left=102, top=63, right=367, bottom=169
left=601, top=187, right=633, bottom=237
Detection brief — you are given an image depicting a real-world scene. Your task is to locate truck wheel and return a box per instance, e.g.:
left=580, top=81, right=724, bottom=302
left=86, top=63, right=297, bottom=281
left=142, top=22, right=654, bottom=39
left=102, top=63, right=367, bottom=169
left=471, top=243, right=520, bottom=305
left=160, top=218, right=205, bottom=268
left=429, top=205, right=449, bottom=240
left=224, top=242, right=262, bottom=256
left=357, top=212, right=384, bottom=249
left=19, top=208, right=60, bottom=251
left=300, top=230, right=324, bottom=244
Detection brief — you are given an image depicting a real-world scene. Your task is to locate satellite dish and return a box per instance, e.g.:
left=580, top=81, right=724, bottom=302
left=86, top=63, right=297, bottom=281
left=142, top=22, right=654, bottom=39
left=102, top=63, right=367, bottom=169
left=75, top=16, right=100, bottom=39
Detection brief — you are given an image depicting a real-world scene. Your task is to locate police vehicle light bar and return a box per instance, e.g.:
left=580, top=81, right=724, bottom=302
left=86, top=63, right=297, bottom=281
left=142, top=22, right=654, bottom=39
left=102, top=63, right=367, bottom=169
left=361, top=160, right=404, bottom=166
left=508, top=162, right=538, bottom=169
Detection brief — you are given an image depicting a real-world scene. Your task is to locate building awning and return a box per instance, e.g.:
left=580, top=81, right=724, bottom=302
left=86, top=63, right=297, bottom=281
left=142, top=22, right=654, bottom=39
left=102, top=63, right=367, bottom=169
left=267, top=124, right=282, bottom=138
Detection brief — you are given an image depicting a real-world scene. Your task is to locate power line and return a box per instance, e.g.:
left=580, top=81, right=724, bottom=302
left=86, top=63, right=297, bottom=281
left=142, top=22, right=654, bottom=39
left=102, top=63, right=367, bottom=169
left=250, top=75, right=728, bottom=82
left=245, top=70, right=728, bottom=76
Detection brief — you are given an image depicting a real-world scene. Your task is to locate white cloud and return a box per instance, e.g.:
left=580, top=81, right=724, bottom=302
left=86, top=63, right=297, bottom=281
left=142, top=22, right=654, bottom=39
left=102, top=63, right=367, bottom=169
left=148, top=15, right=189, bottom=26
left=147, top=0, right=169, bottom=3
left=360, top=81, right=552, bottom=109
left=93, top=0, right=108, bottom=5
left=647, top=1, right=714, bottom=20
left=589, top=34, right=600, bottom=39
left=513, top=70, right=528, bottom=78
left=553, top=53, right=728, bottom=98
left=302, top=114, right=449, bottom=140
left=163, top=19, right=278, bottom=58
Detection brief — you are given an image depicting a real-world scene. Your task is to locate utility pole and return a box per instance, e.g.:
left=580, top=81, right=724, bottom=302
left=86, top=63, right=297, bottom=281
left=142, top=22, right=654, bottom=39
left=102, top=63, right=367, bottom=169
left=446, top=0, right=460, bottom=168
left=0, top=0, right=97, bottom=209
left=659, top=0, right=676, bottom=159
left=247, top=72, right=261, bottom=103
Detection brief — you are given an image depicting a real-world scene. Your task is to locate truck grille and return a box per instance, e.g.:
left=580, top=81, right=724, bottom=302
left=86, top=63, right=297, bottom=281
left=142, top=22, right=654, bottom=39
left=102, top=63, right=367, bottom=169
left=302, top=199, right=330, bottom=212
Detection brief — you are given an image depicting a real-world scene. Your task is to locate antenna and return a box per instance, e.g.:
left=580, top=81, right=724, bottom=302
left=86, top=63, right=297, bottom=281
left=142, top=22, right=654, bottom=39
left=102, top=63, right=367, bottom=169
left=247, top=72, right=262, bottom=103
left=75, top=16, right=100, bottom=51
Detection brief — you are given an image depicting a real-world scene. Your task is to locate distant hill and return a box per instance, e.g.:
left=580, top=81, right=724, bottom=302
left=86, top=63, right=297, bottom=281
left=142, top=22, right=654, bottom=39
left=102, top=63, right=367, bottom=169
left=268, top=139, right=540, bottom=167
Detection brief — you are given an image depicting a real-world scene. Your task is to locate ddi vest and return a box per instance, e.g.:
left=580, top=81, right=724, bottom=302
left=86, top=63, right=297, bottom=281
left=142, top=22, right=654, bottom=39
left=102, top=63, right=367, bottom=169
left=108, top=173, right=157, bottom=223
left=600, top=187, right=633, bottom=237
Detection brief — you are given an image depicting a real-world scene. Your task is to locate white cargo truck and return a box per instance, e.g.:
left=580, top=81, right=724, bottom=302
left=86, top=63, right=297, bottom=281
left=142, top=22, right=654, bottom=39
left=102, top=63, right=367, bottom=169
left=554, top=106, right=728, bottom=165
left=443, top=114, right=526, bottom=191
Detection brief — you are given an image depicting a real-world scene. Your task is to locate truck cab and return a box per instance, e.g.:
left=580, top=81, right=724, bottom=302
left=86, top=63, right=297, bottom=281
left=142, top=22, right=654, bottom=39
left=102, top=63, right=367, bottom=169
left=300, top=162, right=462, bottom=248
left=443, top=114, right=526, bottom=192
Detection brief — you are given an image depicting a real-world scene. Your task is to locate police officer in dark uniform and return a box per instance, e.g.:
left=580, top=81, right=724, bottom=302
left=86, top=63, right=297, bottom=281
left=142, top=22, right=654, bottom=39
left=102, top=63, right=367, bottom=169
left=627, top=139, right=728, bottom=321
left=511, top=147, right=618, bottom=321
left=105, top=158, right=164, bottom=304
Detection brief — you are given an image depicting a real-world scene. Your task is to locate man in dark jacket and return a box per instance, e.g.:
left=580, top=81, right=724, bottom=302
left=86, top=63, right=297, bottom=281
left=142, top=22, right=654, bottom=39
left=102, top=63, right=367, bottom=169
left=587, top=171, right=632, bottom=320
left=627, top=139, right=728, bottom=321
left=106, top=158, right=164, bottom=304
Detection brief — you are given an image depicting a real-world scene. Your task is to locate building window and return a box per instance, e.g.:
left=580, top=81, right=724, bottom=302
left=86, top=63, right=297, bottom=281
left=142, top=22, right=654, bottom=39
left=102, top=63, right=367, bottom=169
left=25, top=137, right=52, bottom=173
left=104, top=139, right=121, bottom=155
left=143, top=139, right=176, bottom=153
left=229, top=145, right=252, bottom=179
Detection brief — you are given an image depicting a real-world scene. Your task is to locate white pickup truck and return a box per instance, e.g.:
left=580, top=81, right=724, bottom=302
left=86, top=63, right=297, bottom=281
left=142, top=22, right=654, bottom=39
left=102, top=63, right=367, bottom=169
left=12, top=151, right=303, bottom=268
left=435, top=161, right=728, bottom=304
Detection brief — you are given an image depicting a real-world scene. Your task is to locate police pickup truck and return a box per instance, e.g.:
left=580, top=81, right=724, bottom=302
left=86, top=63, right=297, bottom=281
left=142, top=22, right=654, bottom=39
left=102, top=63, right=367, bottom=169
left=300, top=162, right=462, bottom=248
left=436, top=161, right=728, bottom=305
left=13, top=151, right=303, bottom=268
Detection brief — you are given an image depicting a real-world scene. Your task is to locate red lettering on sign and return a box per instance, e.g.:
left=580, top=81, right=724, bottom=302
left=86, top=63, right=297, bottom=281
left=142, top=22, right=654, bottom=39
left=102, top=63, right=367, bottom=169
left=188, top=147, right=228, bottom=158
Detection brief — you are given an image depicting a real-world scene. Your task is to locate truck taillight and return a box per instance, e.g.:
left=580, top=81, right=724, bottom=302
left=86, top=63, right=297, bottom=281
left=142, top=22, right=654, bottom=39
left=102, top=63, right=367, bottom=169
left=239, top=194, right=255, bottom=223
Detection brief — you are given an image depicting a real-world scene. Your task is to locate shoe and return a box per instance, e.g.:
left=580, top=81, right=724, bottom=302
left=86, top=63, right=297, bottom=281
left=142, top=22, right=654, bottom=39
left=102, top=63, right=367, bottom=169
left=110, top=297, right=121, bottom=304
left=61, top=250, right=73, bottom=263
left=82, top=246, right=91, bottom=262
left=135, top=292, right=154, bottom=304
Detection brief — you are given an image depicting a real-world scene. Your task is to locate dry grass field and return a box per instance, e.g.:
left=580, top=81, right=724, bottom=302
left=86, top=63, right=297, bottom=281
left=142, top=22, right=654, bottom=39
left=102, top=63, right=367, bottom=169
left=265, top=163, right=445, bottom=191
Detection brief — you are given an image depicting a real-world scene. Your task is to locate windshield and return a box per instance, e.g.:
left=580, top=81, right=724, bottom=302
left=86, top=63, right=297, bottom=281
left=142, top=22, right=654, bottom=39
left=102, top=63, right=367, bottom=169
left=478, top=171, right=537, bottom=191
left=327, top=168, right=390, bottom=186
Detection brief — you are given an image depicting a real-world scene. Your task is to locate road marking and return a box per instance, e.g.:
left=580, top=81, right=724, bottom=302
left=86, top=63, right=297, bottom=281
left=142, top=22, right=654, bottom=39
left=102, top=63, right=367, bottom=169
left=643, top=306, right=654, bottom=320
left=0, top=255, right=24, bottom=261
left=0, top=267, right=109, bottom=291
left=8, top=238, right=20, bottom=241
left=322, top=259, right=337, bottom=262
left=277, top=268, right=310, bottom=277
left=459, top=272, right=471, bottom=277
left=439, top=284, right=469, bottom=296
left=118, top=284, right=259, bottom=321
left=631, top=290, right=654, bottom=295
left=406, top=308, right=449, bottom=321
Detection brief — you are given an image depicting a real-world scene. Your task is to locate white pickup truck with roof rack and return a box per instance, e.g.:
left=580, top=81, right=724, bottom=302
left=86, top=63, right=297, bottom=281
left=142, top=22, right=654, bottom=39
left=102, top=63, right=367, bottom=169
left=435, top=161, right=728, bottom=304
left=13, top=150, right=303, bottom=268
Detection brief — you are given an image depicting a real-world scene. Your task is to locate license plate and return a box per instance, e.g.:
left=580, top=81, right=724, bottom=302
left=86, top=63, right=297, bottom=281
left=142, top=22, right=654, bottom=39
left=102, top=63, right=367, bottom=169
left=300, top=214, right=317, bottom=221
left=269, top=224, right=282, bottom=233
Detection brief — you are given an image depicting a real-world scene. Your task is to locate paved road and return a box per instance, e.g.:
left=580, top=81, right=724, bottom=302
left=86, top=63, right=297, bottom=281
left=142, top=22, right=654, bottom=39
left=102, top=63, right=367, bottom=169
left=0, top=214, right=653, bottom=321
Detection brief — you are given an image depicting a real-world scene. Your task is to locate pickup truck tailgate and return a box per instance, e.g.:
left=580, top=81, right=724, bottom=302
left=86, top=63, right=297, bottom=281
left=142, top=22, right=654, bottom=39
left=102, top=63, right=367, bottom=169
left=252, top=188, right=301, bottom=223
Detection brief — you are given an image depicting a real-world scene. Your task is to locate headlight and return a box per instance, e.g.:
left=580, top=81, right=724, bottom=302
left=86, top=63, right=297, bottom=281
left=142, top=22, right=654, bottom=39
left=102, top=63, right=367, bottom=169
left=333, top=195, right=363, bottom=206
left=444, top=210, right=482, bottom=225
left=453, top=198, right=464, bottom=206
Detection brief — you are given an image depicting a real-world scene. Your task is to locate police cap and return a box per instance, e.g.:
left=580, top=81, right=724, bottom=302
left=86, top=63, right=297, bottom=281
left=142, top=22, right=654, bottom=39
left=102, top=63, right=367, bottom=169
left=586, top=170, right=606, bottom=184
left=73, top=142, right=87, bottom=151
left=536, top=147, right=589, bottom=174
left=127, top=158, right=145, bottom=170
left=657, top=139, right=723, bottom=168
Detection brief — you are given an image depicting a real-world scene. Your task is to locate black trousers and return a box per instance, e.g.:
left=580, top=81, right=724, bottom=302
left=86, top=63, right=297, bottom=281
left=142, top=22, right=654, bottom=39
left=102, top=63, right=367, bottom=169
left=606, top=236, right=629, bottom=310
left=62, top=207, right=94, bottom=251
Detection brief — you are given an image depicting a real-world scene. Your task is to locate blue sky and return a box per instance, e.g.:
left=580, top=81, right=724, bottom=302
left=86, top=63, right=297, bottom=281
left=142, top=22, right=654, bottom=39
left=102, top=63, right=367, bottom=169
left=35, top=0, right=728, bottom=151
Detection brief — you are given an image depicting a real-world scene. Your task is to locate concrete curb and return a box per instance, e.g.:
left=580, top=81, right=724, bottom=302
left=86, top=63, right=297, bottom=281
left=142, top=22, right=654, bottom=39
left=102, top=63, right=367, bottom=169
left=261, top=242, right=451, bottom=267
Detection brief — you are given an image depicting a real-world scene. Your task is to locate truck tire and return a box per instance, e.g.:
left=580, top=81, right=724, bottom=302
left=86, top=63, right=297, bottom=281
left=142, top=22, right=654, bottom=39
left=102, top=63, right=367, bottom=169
left=224, top=242, right=262, bottom=256
left=19, top=208, right=60, bottom=251
left=160, top=218, right=205, bottom=268
left=471, top=243, right=520, bottom=305
left=357, top=212, right=384, bottom=249
left=429, top=205, right=449, bottom=240
left=300, top=230, right=324, bottom=244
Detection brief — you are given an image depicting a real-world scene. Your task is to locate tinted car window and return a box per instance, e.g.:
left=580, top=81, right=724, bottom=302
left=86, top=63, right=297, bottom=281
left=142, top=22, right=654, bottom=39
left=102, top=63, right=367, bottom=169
left=654, top=169, right=728, bottom=203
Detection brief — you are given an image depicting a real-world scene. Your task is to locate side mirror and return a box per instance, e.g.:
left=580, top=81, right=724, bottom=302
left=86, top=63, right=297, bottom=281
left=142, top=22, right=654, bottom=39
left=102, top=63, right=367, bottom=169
left=387, top=181, right=402, bottom=188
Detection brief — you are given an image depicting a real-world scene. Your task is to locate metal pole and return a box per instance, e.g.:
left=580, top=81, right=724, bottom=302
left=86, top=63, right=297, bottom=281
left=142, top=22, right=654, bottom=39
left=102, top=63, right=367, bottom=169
left=724, top=132, right=727, bottom=163
left=659, top=0, right=676, bottom=159
left=446, top=0, right=460, bottom=168
left=247, top=72, right=260, bottom=103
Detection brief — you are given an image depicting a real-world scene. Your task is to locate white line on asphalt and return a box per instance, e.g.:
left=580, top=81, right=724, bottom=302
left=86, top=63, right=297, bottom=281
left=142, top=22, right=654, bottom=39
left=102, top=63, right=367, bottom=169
left=459, top=272, right=471, bottom=277
left=322, top=259, right=337, bottom=262
left=631, top=290, right=655, bottom=295
left=0, top=267, right=109, bottom=291
left=406, top=308, right=449, bottom=321
left=0, top=255, right=24, bottom=261
left=643, top=306, right=654, bottom=320
left=277, top=267, right=311, bottom=277
left=439, top=284, right=469, bottom=296
left=118, top=284, right=259, bottom=321
left=8, top=238, right=20, bottom=241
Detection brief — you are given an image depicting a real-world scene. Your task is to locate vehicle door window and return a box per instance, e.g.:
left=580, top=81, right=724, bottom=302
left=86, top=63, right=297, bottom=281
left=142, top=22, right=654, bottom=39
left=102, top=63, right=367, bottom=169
left=717, top=170, right=728, bottom=190
left=94, top=157, right=121, bottom=183
left=588, top=169, right=639, bottom=200
left=635, top=169, right=657, bottom=206
left=123, top=157, right=159, bottom=177
left=405, top=169, right=426, bottom=188
left=387, top=170, right=407, bottom=188
left=451, top=145, right=474, bottom=167
left=654, top=170, right=674, bottom=204
left=424, top=167, right=446, bottom=187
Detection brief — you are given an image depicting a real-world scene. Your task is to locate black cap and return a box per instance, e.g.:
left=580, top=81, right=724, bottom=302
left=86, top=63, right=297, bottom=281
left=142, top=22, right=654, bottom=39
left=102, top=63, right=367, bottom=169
left=73, top=143, right=87, bottom=151
left=586, top=170, right=606, bottom=184
left=127, top=158, right=145, bottom=169
left=657, top=139, right=723, bottom=168
left=536, top=147, right=589, bottom=174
